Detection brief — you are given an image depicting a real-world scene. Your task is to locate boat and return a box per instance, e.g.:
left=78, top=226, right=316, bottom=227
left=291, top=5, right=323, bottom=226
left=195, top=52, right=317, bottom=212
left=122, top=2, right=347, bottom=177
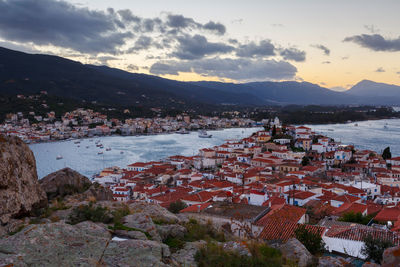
left=176, top=128, right=189, bottom=134
left=354, top=123, right=358, bottom=126
left=327, top=129, right=334, bottom=131
left=384, top=125, right=389, bottom=129
left=86, top=146, right=89, bottom=149
left=56, top=155, right=63, bottom=160
left=198, top=130, right=212, bottom=138
left=106, top=147, right=111, bottom=151
left=120, top=151, right=124, bottom=154
left=74, top=141, right=80, bottom=144
left=96, top=144, right=103, bottom=147
left=98, top=151, right=103, bottom=155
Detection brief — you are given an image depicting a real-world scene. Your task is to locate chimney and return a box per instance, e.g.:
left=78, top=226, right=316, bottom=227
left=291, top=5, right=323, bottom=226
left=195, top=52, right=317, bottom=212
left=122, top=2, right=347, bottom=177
left=197, top=205, right=201, bottom=213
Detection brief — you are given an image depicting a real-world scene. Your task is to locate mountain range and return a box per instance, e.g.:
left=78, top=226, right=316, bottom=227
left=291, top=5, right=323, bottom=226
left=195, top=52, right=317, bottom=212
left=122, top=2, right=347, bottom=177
left=1, top=46, right=400, bottom=107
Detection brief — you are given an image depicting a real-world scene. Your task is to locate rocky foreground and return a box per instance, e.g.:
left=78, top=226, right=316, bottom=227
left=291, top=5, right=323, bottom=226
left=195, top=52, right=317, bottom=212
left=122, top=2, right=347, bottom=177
left=2, top=135, right=400, bottom=266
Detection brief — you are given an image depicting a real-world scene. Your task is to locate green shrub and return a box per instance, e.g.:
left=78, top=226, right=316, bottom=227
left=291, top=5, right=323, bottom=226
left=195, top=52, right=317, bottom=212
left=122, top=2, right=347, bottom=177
left=185, top=220, right=225, bottom=242
left=195, top=242, right=282, bottom=267
left=339, top=211, right=375, bottom=225
left=164, top=236, right=186, bottom=252
left=112, top=204, right=130, bottom=225
left=168, top=200, right=187, bottom=214
left=361, top=234, right=394, bottom=263
left=294, top=224, right=325, bottom=255
left=68, top=202, right=112, bottom=225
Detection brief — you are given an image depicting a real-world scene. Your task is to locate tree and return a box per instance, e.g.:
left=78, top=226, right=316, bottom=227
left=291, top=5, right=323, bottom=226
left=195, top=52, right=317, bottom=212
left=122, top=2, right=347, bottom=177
left=338, top=211, right=375, bottom=225
left=361, top=234, right=394, bottom=263
left=168, top=200, right=187, bottom=214
left=272, top=125, right=276, bottom=137
left=301, top=156, right=310, bottom=166
left=382, top=147, right=392, bottom=160
left=294, top=224, right=325, bottom=255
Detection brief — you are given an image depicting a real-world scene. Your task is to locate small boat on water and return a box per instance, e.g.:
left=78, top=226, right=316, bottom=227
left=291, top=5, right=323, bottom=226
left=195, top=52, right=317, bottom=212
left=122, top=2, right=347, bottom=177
left=96, top=144, right=103, bottom=147
left=354, top=123, right=358, bottom=126
left=98, top=151, right=103, bottom=155
left=56, top=155, right=63, bottom=160
left=327, top=129, right=334, bottom=131
left=106, top=147, right=111, bottom=151
left=86, top=146, right=89, bottom=149
left=176, top=128, right=189, bottom=134
left=198, top=130, right=212, bottom=138
left=74, top=141, right=80, bottom=144
left=384, top=125, right=389, bottom=129
left=120, top=151, right=124, bottom=154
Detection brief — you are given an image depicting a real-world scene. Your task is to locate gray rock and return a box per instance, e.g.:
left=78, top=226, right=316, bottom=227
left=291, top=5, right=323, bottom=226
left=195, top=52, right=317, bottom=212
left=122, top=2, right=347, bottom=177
left=319, top=256, right=351, bottom=267
left=171, top=240, right=206, bottom=267
left=123, top=213, right=161, bottom=241
left=0, top=135, right=47, bottom=224
left=156, top=224, right=187, bottom=241
left=382, top=245, right=400, bottom=267
left=223, top=241, right=251, bottom=256
left=114, top=230, right=148, bottom=240
left=280, top=238, right=313, bottom=267
left=129, top=202, right=180, bottom=223
left=102, top=239, right=168, bottom=267
left=40, top=167, right=92, bottom=200
left=0, top=221, right=111, bottom=266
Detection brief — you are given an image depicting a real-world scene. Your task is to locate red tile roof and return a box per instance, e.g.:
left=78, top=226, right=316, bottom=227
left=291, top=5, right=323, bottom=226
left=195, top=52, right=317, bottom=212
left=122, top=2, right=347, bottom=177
left=375, top=207, right=400, bottom=222
left=256, top=204, right=306, bottom=226
left=325, top=225, right=400, bottom=245
left=180, top=203, right=212, bottom=213
left=259, top=221, right=325, bottom=241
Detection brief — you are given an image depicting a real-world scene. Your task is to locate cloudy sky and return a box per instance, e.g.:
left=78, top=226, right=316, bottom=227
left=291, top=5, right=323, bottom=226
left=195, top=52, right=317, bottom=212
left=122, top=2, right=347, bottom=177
left=1, top=0, right=400, bottom=89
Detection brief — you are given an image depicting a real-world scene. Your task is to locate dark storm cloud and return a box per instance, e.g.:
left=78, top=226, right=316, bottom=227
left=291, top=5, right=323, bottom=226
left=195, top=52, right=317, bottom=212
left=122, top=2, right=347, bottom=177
left=311, top=44, right=330, bottom=56
left=279, top=47, right=306, bottom=62
left=166, top=14, right=199, bottom=29
left=150, top=57, right=297, bottom=81
left=236, top=40, right=275, bottom=58
left=0, top=0, right=133, bottom=54
left=171, top=34, right=234, bottom=60
left=344, top=34, right=400, bottom=52
left=131, top=36, right=153, bottom=51
left=203, top=21, right=226, bottom=35
left=117, top=9, right=141, bottom=23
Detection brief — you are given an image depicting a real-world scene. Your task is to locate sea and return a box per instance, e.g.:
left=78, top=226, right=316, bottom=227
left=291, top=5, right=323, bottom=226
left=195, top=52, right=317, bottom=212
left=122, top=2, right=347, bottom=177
left=30, top=127, right=261, bottom=178
left=305, top=119, right=400, bottom=155
left=30, top=119, right=400, bottom=179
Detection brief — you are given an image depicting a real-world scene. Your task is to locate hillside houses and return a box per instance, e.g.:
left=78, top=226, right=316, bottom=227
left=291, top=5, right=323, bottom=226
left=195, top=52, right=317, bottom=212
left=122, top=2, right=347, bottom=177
left=89, top=121, right=400, bottom=261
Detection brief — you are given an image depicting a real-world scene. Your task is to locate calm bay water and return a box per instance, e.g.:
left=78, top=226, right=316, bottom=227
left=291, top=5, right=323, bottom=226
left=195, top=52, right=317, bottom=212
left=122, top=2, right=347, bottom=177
left=30, top=119, right=400, bottom=179
left=305, top=119, right=400, bottom=155
left=30, top=127, right=261, bottom=178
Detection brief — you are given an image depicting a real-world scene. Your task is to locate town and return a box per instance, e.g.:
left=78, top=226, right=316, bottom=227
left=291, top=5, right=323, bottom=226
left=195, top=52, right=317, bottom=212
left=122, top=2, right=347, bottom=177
left=87, top=117, right=400, bottom=260
left=0, top=103, right=258, bottom=143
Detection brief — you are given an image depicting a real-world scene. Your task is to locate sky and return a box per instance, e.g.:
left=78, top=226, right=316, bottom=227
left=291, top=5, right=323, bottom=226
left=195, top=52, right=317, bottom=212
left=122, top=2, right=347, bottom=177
left=1, top=0, right=400, bottom=90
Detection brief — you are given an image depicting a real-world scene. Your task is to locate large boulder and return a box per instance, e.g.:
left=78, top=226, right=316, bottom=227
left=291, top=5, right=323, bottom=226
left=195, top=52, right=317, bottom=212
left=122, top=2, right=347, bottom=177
left=156, top=224, right=187, bottom=241
left=171, top=240, right=206, bottom=267
left=280, top=238, right=313, bottom=267
left=129, top=202, right=180, bottom=223
left=381, top=245, right=400, bottom=267
left=0, top=221, right=111, bottom=266
left=40, top=167, right=92, bottom=200
left=123, top=213, right=161, bottom=241
left=102, top=239, right=170, bottom=266
left=0, top=135, right=47, bottom=224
